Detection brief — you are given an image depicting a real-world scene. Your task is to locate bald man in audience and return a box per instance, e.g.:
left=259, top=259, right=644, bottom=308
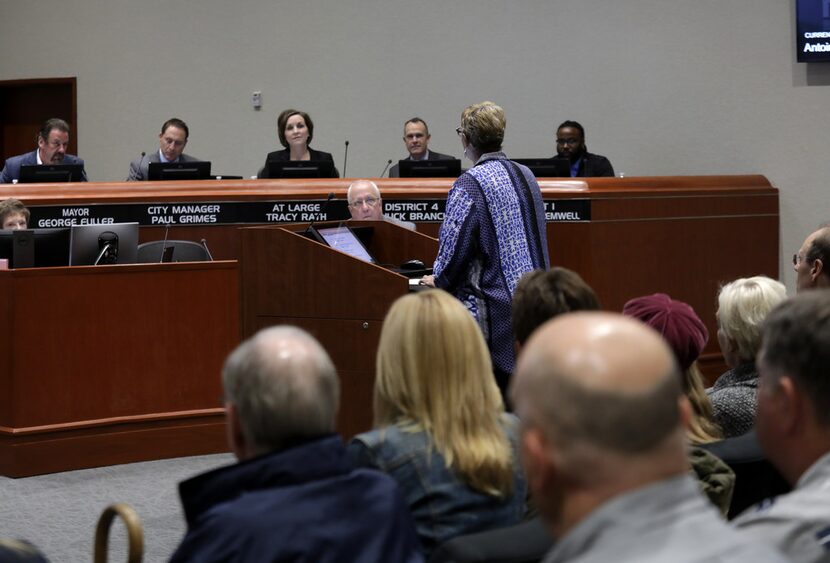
left=170, top=326, right=422, bottom=563
left=732, top=291, right=830, bottom=562
left=347, top=179, right=415, bottom=230
left=510, top=312, right=786, bottom=562
left=793, top=224, right=830, bottom=292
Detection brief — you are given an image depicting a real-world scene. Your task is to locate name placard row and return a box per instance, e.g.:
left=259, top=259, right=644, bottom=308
left=29, top=198, right=591, bottom=228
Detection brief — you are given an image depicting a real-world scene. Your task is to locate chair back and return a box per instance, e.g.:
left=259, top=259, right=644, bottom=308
left=136, top=240, right=211, bottom=263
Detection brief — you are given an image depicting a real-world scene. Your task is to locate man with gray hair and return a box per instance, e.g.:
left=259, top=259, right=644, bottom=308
left=793, top=224, right=830, bottom=292
left=510, top=312, right=785, bottom=562
left=171, top=326, right=422, bottom=562
left=347, top=179, right=415, bottom=230
left=732, top=291, right=830, bottom=561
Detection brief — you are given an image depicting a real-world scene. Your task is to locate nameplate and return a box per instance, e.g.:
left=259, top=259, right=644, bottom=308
left=28, top=198, right=591, bottom=227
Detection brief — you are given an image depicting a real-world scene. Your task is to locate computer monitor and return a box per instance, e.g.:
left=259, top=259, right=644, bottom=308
left=397, top=159, right=462, bottom=178
left=309, top=225, right=376, bottom=264
left=0, top=228, right=71, bottom=268
left=147, top=161, right=212, bottom=181
left=18, top=164, right=85, bottom=183
left=512, top=158, right=571, bottom=178
left=265, top=160, right=337, bottom=179
left=69, top=222, right=139, bottom=266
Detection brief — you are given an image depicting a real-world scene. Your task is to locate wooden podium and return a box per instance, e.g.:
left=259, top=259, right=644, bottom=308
left=239, top=221, right=439, bottom=438
left=0, top=261, right=239, bottom=477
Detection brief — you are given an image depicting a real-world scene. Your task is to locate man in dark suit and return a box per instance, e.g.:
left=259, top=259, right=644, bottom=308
left=0, top=118, right=87, bottom=184
left=555, top=120, right=615, bottom=177
left=389, top=117, right=454, bottom=177
left=127, top=117, right=201, bottom=181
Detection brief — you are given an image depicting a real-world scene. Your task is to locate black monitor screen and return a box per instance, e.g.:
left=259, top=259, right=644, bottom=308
left=18, top=164, right=84, bottom=183
left=397, top=159, right=461, bottom=178
left=69, top=222, right=139, bottom=266
left=0, top=228, right=70, bottom=268
left=797, top=0, right=830, bottom=62
left=147, top=161, right=212, bottom=181
left=265, top=160, right=337, bottom=179
left=512, top=158, right=571, bottom=178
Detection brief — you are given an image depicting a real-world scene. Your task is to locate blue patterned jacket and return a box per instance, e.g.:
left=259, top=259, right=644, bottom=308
left=433, top=152, right=549, bottom=376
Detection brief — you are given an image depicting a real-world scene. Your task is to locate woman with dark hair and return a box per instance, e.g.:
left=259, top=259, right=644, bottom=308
left=423, top=101, right=549, bottom=396
left=257, top=109, right=338, bottom=178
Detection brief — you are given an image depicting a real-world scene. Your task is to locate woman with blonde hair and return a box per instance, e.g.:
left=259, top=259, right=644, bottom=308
left=348, top=289, right=526, bottom=557
left=709, top=275, right=787, bottom=437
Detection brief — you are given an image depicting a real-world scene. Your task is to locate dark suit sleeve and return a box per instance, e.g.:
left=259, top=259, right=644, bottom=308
left=315, top=150, right=339, bottom=178
left=127, top=155, right=145, bottom=181
left=428, top=151, right=455, bottom=161
left=0, top=163, right=12, bottom=184
left=66, top=155, right=88, bottom=182
left=585, top=154, right=615, bottom=177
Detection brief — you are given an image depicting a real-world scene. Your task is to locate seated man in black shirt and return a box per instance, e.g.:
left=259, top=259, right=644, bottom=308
left=555, top=120, right=614, bottom=177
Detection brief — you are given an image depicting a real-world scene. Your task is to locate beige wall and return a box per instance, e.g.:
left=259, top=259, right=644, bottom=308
left=2, top=0, right=828, bottom=291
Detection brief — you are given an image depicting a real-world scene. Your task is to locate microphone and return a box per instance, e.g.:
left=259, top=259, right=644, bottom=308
left=200, top=238, right=214, bottom=261
left=159, top=221, right=171, bottom=262
left=379, top=159, right=393, bottom=178
left=305, top=192, right=335, bottom=237
left=136, top=151, right=147, bottom=180
left=343, top=140, right=350, bottom=177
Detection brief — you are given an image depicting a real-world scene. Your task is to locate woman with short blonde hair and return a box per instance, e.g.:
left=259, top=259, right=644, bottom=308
left=709, top=275, right=787, bottom=437
left=350, top=289, right=526, bottom=557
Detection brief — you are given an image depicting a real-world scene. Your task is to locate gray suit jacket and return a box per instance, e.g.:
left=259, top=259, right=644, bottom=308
left=127, top=151, right=201, bottom=181
left=389, top=150, right=454, bottom=178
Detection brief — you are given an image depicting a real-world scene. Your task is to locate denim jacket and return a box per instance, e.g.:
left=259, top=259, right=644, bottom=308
left=348, top=413, right=527, bottom=557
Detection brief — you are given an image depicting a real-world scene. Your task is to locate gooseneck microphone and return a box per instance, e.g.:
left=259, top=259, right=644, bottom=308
left=200, top=238, right=214, bottom=261
left=343, top=140, right=350, bottom=177
left=136, top=151, right=147, bottom=179
left=379, top=159, right=393, bottom=178
left=159, top=220, right=171, bottom=262
left=305, top=192, right=336, bottom=237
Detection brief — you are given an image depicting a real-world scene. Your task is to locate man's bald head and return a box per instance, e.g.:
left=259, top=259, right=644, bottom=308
left=512, top=312, right=684, bottom=460
left=223, top=326, right=339, bottom=458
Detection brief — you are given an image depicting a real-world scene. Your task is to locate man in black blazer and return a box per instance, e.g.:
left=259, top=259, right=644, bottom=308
left=127, top=117, right=201, bottom=181
left=389, top=117, right=454, bottom=178
left=555, top=120, right=615, bottom=177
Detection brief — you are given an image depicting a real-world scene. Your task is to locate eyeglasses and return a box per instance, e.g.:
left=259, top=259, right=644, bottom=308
left=349, top=197, right=379, bottom=208
left=456, top=127, right=464, bottom=137
left=556, top=138, right=580, bottom=146
left=793, top=253, right=804, bottom=266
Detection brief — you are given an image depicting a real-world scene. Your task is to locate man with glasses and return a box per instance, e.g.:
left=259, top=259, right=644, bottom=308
left=793, top=224, right=830, bottom=292
left=347, top=179, right=415, bottom=230
left=0, top=118, right=87, bottom=184
left=127, top=117, right=200, bottom=181
left=554, top=120, right=614, bottom=177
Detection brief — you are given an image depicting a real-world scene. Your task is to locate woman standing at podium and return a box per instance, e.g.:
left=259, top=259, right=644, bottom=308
left=424, top=101, right=549, bottom=396
left=257, top=109, right=338, bottom=178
